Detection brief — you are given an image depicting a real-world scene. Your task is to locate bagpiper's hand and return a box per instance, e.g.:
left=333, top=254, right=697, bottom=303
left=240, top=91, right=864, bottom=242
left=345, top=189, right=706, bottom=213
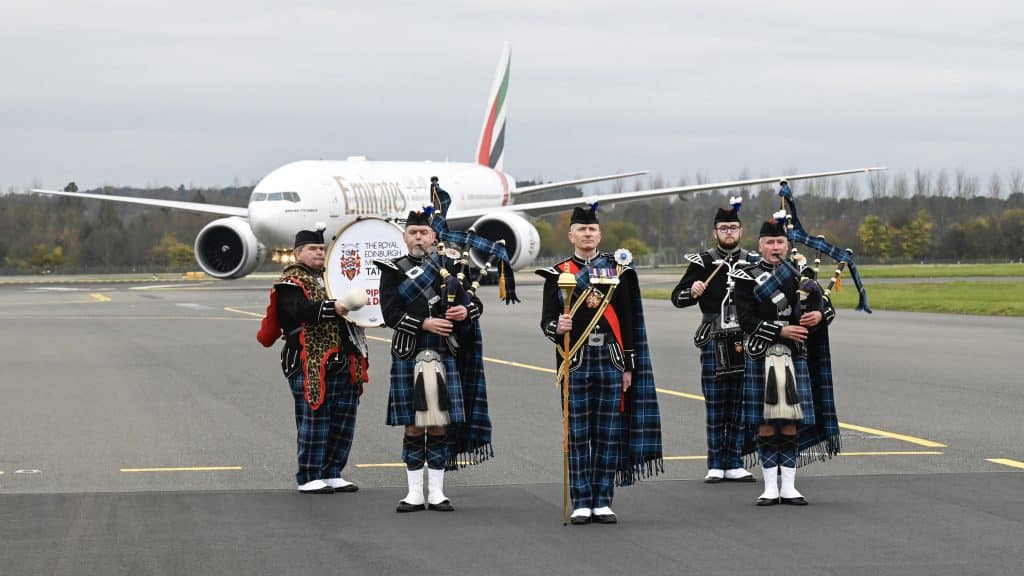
left=799, top=311, right=822, bottom=327
left=690, top=280, right=707, bottom=298
left=555, top=314, right=573, bottom=335
left=333, top=300, right=349, bottom=316
left=780, top=324, right=808, bottom=343
left=445, top=305, right=468, bottom=322
left=622, top=371, right=633, bottom=392
left=423, top=317, right=453, bottom=336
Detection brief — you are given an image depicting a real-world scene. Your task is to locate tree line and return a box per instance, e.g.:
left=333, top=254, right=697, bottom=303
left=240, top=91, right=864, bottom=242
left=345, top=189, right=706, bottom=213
left=2, top=168, right=1023, bottom=273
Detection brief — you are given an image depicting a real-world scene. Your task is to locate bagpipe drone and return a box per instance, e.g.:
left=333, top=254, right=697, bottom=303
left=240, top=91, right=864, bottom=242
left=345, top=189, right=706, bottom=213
left=754, top=181, right=871, bottom=313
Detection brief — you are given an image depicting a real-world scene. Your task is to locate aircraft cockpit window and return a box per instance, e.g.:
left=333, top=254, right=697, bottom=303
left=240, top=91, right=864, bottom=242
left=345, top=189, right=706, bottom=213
left=284, top=192, right=301, bottom=202
left=251, top=193, right=267, bottom=202
left=267, top=192, right=283, bottom=202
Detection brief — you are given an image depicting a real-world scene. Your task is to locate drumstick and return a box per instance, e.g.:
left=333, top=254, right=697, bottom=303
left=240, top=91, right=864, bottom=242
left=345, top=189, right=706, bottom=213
left=694, top=261, right=726, bottom=299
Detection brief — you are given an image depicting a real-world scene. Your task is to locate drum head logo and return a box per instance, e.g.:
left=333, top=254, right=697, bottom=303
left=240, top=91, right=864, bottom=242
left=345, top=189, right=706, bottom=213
left=339, top=249, right=361, bottom=280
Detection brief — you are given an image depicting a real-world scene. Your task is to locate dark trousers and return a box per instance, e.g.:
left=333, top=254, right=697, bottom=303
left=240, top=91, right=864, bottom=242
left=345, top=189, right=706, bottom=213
left=566, top=345, right=624, bottom=510
left=288, top=370, right=360, bottom=485
left=700, top=343, right=746, bottom=469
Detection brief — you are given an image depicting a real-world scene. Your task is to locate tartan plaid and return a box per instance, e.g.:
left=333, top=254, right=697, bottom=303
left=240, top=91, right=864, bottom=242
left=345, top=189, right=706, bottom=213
left=397, top=253, right=442, bottom=304
left=699, top=343, right=750, bottom=470
left=778, top=182, right=870, bottom=312
left=446, top=320, right=494, bottom=471
left=428, top=181, right=519, bottom=303
left=739, top=351, right=815, bottom=427
left=543, top=259, right=663, bottom=490
left=426, top=433, right=448, bottom=469
left=617, top=266, right=664, bottom=486
left=288, top=370, right=360, bottom=485
left=797, top=326, right=842, bottom=465
left=386, top=347, right=465, bottom=426
left=402, top=434, right=426, bottom=470
left=752, top=260, right=797, bottom=305
left=566, top=345, right=625, bottom=510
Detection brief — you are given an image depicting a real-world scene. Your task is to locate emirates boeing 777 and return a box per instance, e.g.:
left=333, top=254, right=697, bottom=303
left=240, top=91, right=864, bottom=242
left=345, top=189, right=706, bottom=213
left=33, top=42, right=884, bottom=279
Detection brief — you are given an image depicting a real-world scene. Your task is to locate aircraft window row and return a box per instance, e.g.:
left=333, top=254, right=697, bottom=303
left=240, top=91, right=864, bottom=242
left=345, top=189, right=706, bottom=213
left=250, top=192, right=301, bottom=202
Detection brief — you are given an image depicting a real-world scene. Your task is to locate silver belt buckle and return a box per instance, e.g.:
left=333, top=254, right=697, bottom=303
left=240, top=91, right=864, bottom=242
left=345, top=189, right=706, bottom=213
left=587, top=333, right=605, bottom=346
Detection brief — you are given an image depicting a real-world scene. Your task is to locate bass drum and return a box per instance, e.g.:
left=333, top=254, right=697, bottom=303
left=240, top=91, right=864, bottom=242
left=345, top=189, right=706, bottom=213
left=324, top=216, right=407, bottom=327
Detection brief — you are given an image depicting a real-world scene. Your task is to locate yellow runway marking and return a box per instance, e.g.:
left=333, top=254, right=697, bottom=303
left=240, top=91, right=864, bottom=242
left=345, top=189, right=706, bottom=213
left=356, top=463, right=414, bottom=468
left=224, top=306, right=263, bottom=318
left=657, top=388, right=706, bottom=401
left=837, top=423, right=946, bottom=448
left=120, top=466, right=243, bottom=473
left=89, top=293, right=111, bottom=302
left=986, top=458, right=1024, bottom=470
left=840, top=451, right=943, bottom=457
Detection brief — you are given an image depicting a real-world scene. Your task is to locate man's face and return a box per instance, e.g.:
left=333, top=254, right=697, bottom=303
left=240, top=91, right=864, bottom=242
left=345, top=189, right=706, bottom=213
left=758, top=236, right=788, bottom=265
left=294, top=243, right=326, bottom=269
left=714, top=222, right=743, bottom=249
left=404, top=225, right=436, bottom=258
left=568, top=223, right=601, bottom=253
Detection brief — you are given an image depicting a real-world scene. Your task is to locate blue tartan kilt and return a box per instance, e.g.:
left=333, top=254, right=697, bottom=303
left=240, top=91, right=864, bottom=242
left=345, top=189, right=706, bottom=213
left=387, top=351, right=465, bottom=426
left=740, top=349, right=815, bottom=426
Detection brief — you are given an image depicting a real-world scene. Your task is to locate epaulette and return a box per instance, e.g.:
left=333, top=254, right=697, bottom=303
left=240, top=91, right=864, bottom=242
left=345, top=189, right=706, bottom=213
left=534, top=266, right=561, bottom=281
left=727, top=262, right=757, bottom=282
left=684, top=252, right=705, bottom=267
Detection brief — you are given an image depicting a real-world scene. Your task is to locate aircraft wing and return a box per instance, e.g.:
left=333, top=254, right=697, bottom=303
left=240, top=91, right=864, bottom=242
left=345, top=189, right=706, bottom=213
left=447, top=167, right=885, bottom=222
left=512, top=171, right=648, bottom=196
left=30, top=188, right=249, bottom=218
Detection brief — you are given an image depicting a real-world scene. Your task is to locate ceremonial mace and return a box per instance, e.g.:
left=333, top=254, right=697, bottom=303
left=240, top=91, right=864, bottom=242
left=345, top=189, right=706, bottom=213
left=557, top=266, right=577, bottom=526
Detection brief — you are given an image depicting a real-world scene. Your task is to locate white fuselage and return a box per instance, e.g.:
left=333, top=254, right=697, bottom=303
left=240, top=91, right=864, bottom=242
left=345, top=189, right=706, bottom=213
left=248, top=159, right=514, bottom=249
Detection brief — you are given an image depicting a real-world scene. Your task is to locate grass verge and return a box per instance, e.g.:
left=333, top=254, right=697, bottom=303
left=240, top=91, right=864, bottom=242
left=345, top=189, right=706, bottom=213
left=645, top=262, right=1024, bottom=278
left=644, top=282, right=1024, bottom=317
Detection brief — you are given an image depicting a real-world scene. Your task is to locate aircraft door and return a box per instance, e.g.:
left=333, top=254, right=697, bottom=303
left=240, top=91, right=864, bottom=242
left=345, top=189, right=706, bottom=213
left=327, top=180, right=341, bottom=218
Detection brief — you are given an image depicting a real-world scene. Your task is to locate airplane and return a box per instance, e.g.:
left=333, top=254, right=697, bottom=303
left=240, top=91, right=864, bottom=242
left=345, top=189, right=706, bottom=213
left=32, top=42, right=885, bottom=279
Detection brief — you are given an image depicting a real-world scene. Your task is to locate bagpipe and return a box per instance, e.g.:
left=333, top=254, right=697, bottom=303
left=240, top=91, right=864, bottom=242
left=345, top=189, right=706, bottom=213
left=425, top=176, right=520, bottom=306
left=776, top=180, right=871, bottom=313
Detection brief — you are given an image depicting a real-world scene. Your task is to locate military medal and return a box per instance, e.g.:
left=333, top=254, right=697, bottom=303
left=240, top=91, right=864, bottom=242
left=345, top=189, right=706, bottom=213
left=586, top=288, right=603, bottom=309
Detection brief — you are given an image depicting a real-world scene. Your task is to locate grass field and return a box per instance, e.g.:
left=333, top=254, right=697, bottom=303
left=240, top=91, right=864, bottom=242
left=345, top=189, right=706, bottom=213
left=824, top=281, right=1024, bottom=316
left=646, top=262, right=1024, bottom=278
left=847, top=262, right=1024, bottom=278
left=644, top=281, right=1024, bottom=317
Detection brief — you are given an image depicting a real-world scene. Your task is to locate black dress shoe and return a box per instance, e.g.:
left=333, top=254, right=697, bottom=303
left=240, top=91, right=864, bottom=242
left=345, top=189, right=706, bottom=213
left=569, top=515, right=591, bottom=525
left=396, top=500, right=426, bottom=513
left=334, top=484, right=359, bottom=493
left=428, top=500, right=455, bottom=512
left=780, top=496, right=808, bottom=506
left=755, top=497, right=779, bottom=506
left=592, top=513, right=617, bottom=524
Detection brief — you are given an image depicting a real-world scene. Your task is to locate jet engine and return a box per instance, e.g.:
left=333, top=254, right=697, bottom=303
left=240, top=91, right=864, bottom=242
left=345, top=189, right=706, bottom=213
left=468, top=212, right=540, bottom=270
left=194, top=217, right=266, bottom=279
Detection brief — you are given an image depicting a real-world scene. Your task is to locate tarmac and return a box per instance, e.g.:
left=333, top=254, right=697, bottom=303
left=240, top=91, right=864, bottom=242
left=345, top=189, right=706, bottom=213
left=1, top=274, right=1021, bottom=575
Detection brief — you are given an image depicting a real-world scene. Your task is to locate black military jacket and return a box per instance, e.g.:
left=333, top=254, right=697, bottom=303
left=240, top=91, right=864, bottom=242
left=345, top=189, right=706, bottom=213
left=538, top=253, right=637, bottom=372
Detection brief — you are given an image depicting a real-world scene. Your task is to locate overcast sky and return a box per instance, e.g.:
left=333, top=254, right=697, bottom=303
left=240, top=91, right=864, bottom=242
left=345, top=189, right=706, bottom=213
left=3, top=0, right=1022, bottom=192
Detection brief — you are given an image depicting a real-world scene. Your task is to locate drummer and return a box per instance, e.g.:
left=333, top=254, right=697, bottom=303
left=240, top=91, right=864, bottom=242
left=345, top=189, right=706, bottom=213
left=274, top=226, right=370, bottom=493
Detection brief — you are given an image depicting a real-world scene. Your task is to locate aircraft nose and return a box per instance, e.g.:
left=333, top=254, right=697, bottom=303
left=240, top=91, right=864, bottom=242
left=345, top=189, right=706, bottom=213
left=247, top=200, right=283, bottom=246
